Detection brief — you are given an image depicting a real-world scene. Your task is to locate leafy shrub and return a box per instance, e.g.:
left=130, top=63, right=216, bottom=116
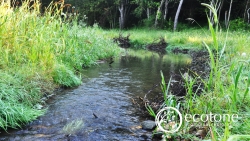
left=229, top=18, right=248, bottom=31
left=141, top=17, right=155, bottom=28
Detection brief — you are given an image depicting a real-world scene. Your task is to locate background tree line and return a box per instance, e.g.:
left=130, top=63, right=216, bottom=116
left=43, top=0, right=250, bottom=30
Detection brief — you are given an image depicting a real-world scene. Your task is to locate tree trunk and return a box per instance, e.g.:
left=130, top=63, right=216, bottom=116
left=173, top=0, right=184, bottom=31
left=118, top=0, right=130, bottom=30
left=244, top=0, right=250, bottom=21
left=225, top=11, right=228, bottom=27
left=119, top=2, right=125, bottom=29
left=248, top=8, right=250, bottom=24
left=147, top=7, right=150, bottom=19
left=225, top=0, right=233, bottom=28
left=154, top=0, right=165, bottom=28
left=163, top=0, right=169, bottom=20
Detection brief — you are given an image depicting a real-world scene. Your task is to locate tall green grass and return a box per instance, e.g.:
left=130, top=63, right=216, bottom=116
left=185, top=3, right=250, bottom=141
left=0, top=70, right=45, bottom=130
left=149, top=2, right=250, bottom=141
left=0, top=0, right=119, bottom=130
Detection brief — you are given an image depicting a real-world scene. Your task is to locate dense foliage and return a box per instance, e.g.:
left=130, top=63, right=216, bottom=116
left=61, top=0, right=250, bottom=29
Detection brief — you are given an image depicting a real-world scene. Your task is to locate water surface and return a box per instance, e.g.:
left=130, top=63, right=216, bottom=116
left=0, top=50, right=191, bottom=141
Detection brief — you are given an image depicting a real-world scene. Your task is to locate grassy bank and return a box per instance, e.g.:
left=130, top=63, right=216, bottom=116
left=107, top=26, right=249, bottom=139
left=137, top=5, right=250, bottom=141
left=0, top=1, right=119, bottom=130
left=105, top=28, right=249, bottom=54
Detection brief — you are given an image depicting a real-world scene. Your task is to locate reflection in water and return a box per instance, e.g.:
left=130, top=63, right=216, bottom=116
left=115, top=50, right=191, bottom=98
left=0, top=50, right=191, bottom=141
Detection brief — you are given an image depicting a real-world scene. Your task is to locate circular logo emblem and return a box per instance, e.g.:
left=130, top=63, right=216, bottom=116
left=155, top=107, right=183, bottom=133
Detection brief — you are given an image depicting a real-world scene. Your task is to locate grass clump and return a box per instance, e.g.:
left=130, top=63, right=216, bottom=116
left=52, top=64, right=82, bottom=87
left=61, top=119, right=84, bottom=135
left=0, top=0, right=119, bottom=130
left=0, top=70, right=45, bottom=130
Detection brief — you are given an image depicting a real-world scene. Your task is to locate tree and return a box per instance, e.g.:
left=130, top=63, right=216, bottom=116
left=63, top=0, right=248, bottom=29
left=154, top=0, right=165, bottom=27
left=105, top=7, right=118, bottom=29
left=133, top=0, right=154, bottom=19
left=154, top=0, right=174, bottom=28
left=244, top=0, right=250, bottom=22
left=163, top=0, right=169, bottom=20
left=173, top=0, right=184, bottom=31
left=225, top=0, right=233, bottom=28
left=248, top=8, right=250, bottom=24
left=118, top=0, right=131, bottom=29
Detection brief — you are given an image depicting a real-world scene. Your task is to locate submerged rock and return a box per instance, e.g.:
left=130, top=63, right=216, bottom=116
left=141, top=120, right=156, bottom=130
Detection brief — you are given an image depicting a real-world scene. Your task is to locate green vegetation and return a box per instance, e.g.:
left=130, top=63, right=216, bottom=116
left=104, top=28, right=249, bottom=53
left=0, top=0, right=119, bottom=130
left=65, top=0, right=249, bottom=31
left=146, top=3, right=250, bottom=141
left=0, top=1, right=249, bottom=140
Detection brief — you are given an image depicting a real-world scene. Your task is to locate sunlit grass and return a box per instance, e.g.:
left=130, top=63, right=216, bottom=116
left=105, top=28, right=249, bottom=53
left=0, top=0, right=119, bottom=130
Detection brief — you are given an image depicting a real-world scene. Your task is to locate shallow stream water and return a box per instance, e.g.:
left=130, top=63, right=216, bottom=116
left=0, top=50, right=191, bottom=141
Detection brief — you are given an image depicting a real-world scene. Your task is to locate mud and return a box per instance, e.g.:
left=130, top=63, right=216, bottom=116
left=170, top=49, right=210, bottom=96
left=113, top=33, right=131, bottom=48
left=146, top=37, right=168, bottom=55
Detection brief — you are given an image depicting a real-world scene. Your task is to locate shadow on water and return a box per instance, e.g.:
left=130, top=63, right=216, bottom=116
left=0, top=49, right=191, bottom=141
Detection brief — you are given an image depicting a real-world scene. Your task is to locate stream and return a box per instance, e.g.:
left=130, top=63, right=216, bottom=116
left=0, top=50, right=191, bottom=141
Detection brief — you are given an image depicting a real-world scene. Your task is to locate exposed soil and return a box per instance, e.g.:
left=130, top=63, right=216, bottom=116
left=169, top=49, right=210, bottom=97
left=113, top=33, right=131, bottom=48
left=113, top=35, right=168, bottom=55
left=146, top=37, right=168, bottom=55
